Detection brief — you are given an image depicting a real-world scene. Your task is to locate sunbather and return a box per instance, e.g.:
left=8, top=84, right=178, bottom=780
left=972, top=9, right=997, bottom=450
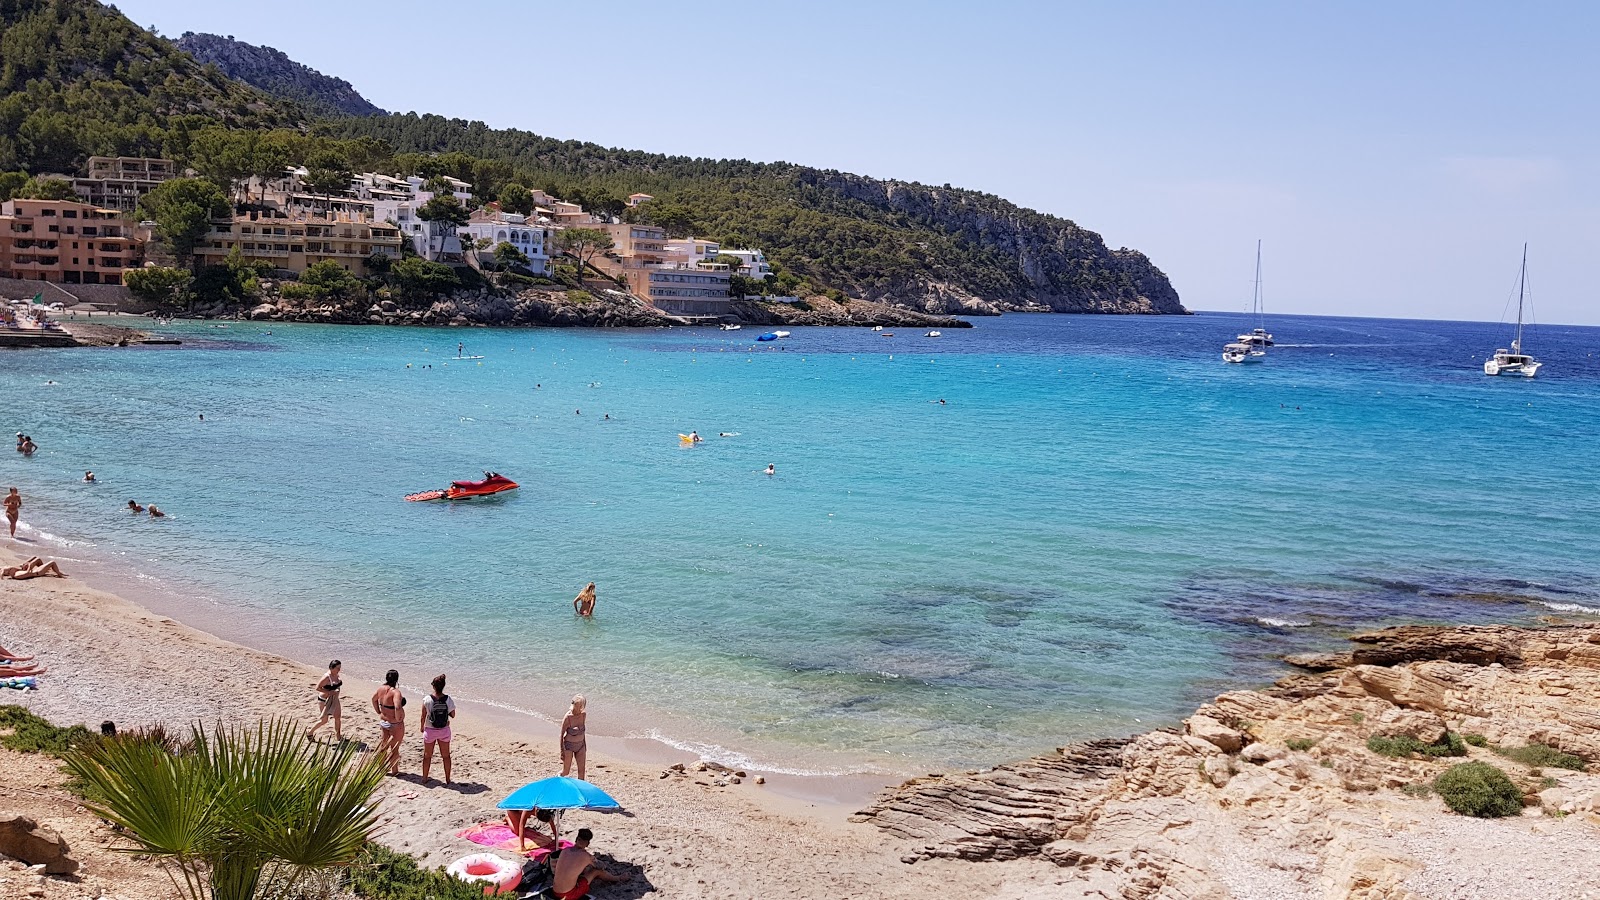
left=505, top=807, right=558, bottom=852
left=0, top=645, right=35, bottom=663
left=2, top=557, right=65, bottom=579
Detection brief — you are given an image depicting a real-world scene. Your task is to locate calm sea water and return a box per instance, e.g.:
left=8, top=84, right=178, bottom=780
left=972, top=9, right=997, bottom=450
left=3, top=312, right=1599, bottom=774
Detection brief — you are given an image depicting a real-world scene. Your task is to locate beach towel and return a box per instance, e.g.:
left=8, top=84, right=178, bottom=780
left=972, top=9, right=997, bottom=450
left=454, top=822, right=573, bottom=860
left=0, top=676, right=38, bottom=690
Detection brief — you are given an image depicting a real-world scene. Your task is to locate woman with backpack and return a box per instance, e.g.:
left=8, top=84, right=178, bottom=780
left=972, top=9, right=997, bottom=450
left=420, top=673, right=456, bottom=784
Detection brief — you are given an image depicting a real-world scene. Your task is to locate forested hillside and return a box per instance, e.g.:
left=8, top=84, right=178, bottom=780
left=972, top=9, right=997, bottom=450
left=0, top=0, right=299, bottom=173
left=0, top=0, right=1184, bottom=314
left=327, top=114, right=1185, bottom=314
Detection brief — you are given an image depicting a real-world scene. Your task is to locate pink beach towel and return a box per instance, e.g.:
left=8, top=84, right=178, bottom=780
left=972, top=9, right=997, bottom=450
left=455, top=822, right=574, bottom=860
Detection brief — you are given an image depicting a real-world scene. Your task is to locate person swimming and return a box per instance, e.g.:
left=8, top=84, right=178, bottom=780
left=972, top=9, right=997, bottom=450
left=148, top=505, right=165, bottom=518
left=83, top=471, right=95, bottom=483
left=689, top=431, right=701, bottom=443
left=127, top=500, right=143, bottom=513
left=764, top=464, right=775, bottom=476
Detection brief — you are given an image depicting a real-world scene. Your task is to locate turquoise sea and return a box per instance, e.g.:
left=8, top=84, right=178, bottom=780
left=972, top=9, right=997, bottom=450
left=3, top=312, right=1599, bottom=775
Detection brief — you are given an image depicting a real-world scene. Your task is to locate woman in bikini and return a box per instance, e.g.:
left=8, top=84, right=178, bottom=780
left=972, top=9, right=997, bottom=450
left=305, top=660, right=344, bottom=742
left=2, top=557, right=65, bottom=579
left=371, top=669, right=406, bottom=775
left=5, top=487, right=20, bottom=538
left=559, top=694, right=588, bottom=780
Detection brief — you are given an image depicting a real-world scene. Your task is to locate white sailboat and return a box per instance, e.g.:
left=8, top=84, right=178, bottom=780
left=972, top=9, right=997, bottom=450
left=1483, top=244, right=1541, bottom=378
left=1223, top=241, right=1268, bottom=364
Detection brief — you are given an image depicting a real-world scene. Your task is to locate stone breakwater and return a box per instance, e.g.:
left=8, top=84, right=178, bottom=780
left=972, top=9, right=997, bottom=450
left=224, top=286, right=972, bottom=330
left=853, top=624, right=1600, bottom=899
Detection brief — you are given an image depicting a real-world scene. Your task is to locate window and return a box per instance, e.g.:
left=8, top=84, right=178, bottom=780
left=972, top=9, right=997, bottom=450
left=40, top=209, right=55, bottom=217
left=63, top=210, right=77, bottom=219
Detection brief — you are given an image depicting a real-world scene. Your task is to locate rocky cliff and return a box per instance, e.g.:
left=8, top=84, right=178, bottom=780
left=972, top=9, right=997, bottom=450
left=854, top=623, right=1600, bottom=898
left=807, top=171, right=1186, bottom=315
left=175, top=32, right=384, bottom=117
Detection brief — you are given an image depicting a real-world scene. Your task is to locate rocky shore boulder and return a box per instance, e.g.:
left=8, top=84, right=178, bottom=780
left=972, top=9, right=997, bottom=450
left=854, top=622, right=1600, bottom=898
left=0, top=815, right=78, bottom=875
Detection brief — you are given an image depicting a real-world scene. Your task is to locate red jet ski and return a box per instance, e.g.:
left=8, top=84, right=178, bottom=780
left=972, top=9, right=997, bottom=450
left=405, top=472, right=519, bottom=502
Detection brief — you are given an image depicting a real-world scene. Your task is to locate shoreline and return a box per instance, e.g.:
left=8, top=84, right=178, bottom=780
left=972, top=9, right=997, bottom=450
left=2, top=541, right=1060, bottom=898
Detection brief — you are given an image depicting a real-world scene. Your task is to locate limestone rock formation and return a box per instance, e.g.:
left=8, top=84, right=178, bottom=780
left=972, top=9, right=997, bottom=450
left=0, top=815, right=78, bottom=875
left=854, top=623, right=1600, bottom=898
left=176, top=33, right=384, bottom=117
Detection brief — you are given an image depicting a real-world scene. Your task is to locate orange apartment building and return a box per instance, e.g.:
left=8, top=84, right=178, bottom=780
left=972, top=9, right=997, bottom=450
left=194, top=210, right=403, bottom=277
left=591, top=222, right=731, bottom=313
left=0, top=199, right=140, bottom=284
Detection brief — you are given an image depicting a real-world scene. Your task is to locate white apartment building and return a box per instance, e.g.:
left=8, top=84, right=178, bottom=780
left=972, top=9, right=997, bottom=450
left=462, top=212, right=551, bottom=275
left=374, top=196, right=463, bottom=262
left=719, top=248, right=772, bottom=280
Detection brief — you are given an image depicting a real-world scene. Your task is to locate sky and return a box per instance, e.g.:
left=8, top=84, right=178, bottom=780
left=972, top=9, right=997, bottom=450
left=115, top=0, right=1598, bottom=324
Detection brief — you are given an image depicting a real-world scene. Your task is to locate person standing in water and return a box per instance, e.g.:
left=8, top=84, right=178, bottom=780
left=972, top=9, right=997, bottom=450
left=560, top=694, right=588, bottom=780
left=420, top=673, right=456, bottom=784
left=371, top=669, right=406, bottom=776
left=4, top=488, right=20, bottom=538
left=574, top=582, right=597, bottom=617
left=305, top=660, right=344, bottom=742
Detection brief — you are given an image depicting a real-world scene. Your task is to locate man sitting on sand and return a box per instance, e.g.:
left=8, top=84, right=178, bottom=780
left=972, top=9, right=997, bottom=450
left=2, top=556, right=65, bottom=579
left=551, top=828, right=624, bottom=899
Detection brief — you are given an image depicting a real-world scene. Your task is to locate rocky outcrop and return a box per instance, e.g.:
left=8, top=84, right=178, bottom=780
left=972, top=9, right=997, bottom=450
left=176, top=33, right=384, bottom=117
left=804, top=172, right=1186, bottom=316
left=0, top=815, right=78, bottom=875
left=854, top=623, right=1600, bottom=898
left=729, top=298, right=970, bottom=329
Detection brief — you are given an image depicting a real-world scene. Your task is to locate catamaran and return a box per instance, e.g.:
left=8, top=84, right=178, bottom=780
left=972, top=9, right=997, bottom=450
left=1223, top=241, right=1268, bottom=364
left=1483, top=244, right=1541, bottom=378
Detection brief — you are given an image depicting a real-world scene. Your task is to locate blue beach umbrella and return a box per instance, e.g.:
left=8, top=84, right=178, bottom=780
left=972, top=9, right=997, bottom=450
left=496, top=776, right=621, bottom=812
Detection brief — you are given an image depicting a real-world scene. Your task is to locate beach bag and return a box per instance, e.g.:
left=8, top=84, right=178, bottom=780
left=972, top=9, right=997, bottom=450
left=429, top=695, right=450, bottom=729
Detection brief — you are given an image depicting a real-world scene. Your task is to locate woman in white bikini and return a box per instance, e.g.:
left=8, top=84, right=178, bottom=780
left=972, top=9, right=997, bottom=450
left=559, top=694, right=588, bottom=780
left=371, top=669, right=406, bottom=775
left=305, top=660, right=344, bottom=742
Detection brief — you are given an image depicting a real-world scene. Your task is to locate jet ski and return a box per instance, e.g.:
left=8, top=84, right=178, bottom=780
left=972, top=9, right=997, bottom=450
left=406, top=472, right=519, bottom=502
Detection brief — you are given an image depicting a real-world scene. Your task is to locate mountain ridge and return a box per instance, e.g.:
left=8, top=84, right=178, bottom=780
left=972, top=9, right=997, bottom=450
left=174, top=32, right=385, bottom=118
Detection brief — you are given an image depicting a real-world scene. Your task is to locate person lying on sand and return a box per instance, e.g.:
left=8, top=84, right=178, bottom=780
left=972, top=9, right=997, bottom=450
left=2, top=557, right=65, bottom=579
left=0, top=645, right=36, bottom=663
left=0, top=664, right=47, bottom=677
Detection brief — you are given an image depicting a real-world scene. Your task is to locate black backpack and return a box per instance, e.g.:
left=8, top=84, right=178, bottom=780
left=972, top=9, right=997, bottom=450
left=428, top=695, right=450, bottom=729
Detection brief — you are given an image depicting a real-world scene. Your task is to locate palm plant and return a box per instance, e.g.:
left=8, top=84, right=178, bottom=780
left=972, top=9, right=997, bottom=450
left=66, top=719, right=386, bottom=900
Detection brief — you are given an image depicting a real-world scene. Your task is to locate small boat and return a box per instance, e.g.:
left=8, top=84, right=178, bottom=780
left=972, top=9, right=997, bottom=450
left=880, top=332, right=895, bottom=338
left=1484, top=244, right=1542, bottom=378
left=756, top=332, right=778, bottom=342
left=405, top=472, right=519, bottom=502
left=1223, top=241, right=1269, bottom=364
left=773, top=330, right=791, bottom=338
left=872, top=325, right=883, bottom=331
left=1222, top=342, right=1261, bottom=364
left=720, top=323, right=742, bottom=331
left=924, top=330, right=942, bottom=337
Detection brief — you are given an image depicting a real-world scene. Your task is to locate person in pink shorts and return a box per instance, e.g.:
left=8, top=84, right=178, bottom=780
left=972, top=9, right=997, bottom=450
left=419, top=673, right=456, bottom=784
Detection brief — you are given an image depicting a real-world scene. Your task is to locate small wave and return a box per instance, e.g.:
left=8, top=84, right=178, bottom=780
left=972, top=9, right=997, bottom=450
left=625, top=728, right=897, bottom=778
left=16, top=524, right=95, bottom=549
left=1534, top=601, right=1600, bottom=615
left=457, top=695, right=556, bottom=724
left=1255, top=617, right=1313, bottom=628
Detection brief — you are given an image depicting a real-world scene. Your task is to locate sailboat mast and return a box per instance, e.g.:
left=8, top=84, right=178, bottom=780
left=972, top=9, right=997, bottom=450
left=1254, top=240, right=1264, bottom=328
left=1514, top=243, right=1527, bottom=352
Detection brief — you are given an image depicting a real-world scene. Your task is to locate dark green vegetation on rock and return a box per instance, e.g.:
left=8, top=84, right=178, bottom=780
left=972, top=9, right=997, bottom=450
left=1432, top=761, right=1525, bottom=818
left=1491, top=742, right=1587, bottom=772
left=1365, top=731, right=1468, bottom=759
left=0, top=0, right=1183, bottom=315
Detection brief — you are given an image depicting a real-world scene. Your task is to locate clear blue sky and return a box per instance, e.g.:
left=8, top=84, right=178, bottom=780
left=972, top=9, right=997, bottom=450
left=116, top=0, right=1598, bottom=324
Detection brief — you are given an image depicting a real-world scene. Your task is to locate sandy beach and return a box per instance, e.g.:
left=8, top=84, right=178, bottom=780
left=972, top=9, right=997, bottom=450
left=0, top=542, right=1068, bottom=899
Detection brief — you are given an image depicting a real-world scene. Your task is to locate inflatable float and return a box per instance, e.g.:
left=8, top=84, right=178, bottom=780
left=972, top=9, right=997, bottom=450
left=445, top=853, right=521, bottom=895
left=756, top=332, right=777, bottom=342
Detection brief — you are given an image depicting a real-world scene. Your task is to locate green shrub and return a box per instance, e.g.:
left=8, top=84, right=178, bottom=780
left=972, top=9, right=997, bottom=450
left=1463, top=733, right=1489, bottom=747
left=1350, top=713, right=1365, bottom=725
left=1492, top=743, right=1586, bottom=772
left=566, top=289, right=595, bottom=304
left=1366, top=731, right=1466, bottom=759
left=1286, top=738, right=1317, bottom=752
left=0, top=706, right=99, bottom=757
left=348, top=843, right=486, bottom=899
left=1433, top=762, right=1524, bottom=818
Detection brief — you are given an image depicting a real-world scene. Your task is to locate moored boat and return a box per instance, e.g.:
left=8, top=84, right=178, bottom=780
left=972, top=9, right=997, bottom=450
left=406, top=472, right=519, bottom=502
left=1484, top=244, right=1542, bottom=378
